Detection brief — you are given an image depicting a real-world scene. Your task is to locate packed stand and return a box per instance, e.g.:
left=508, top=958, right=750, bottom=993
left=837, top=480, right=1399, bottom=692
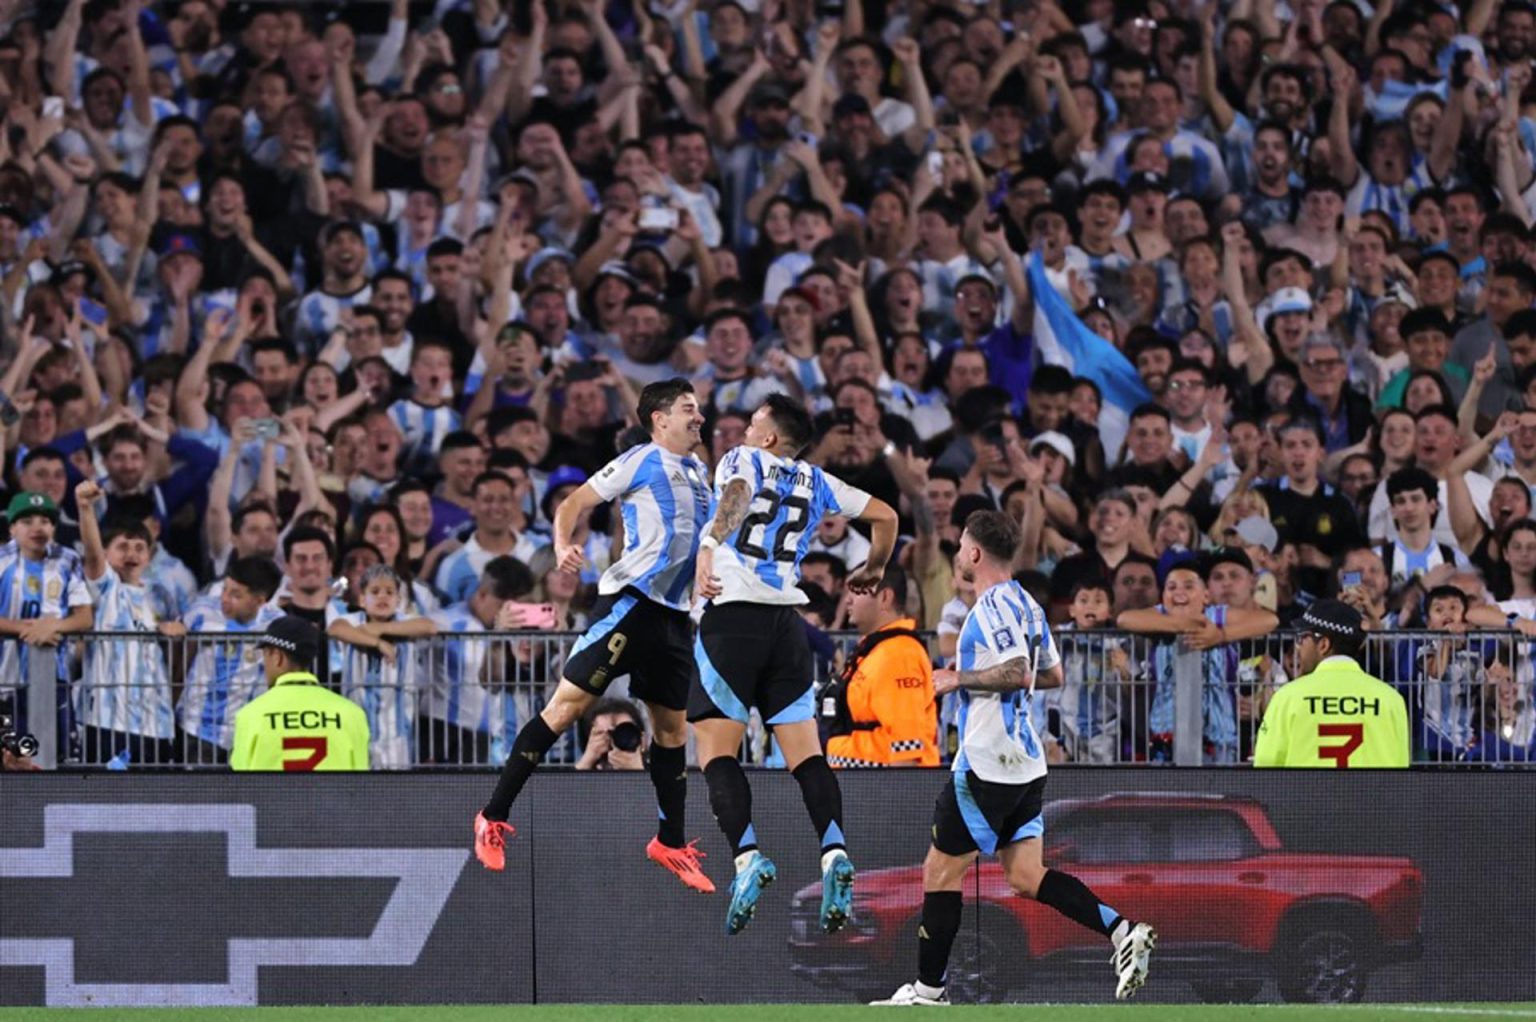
left=0, top=0, right=1534, bottom=770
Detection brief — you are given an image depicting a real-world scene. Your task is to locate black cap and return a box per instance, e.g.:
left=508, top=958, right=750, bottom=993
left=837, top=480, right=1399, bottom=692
left=1297, top=599, right=1364, bottom=643
left=1202, top=546, right=1254, bottom=576
left=1126, top=170, right=1170, bottom=195
left=258, top=615, right=321, bottom=668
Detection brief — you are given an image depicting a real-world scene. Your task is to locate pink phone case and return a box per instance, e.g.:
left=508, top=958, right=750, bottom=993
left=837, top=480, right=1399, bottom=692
left=504, top=602, right=558, bottom=630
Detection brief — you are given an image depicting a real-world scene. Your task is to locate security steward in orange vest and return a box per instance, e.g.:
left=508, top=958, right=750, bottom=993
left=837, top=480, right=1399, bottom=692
left=231, top=616, right=370, bottom=771
left=824, top=566, right=939, bottom=767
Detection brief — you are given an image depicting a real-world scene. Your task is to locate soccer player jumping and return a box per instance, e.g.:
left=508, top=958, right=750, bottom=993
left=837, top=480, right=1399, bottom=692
left=873, top=511, right=1156, bottom=1006
left=474, top=379, right=717, bottom=893
left=691, top=395, right=898, bottom=936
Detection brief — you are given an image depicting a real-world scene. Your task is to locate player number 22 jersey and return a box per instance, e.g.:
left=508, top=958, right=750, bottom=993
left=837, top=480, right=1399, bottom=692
left=711, top=446, right=871, bottom=606
left=955, top=580, right=1061, bottom=785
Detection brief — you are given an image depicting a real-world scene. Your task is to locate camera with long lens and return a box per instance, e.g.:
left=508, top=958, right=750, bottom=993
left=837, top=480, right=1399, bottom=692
left=610, top=720, right=643, bottom=753
left=0, top=714, right=39, bottom=759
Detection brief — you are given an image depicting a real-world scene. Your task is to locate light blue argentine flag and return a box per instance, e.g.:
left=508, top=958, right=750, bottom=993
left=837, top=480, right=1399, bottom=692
left=1027, top=251, right=1151, bottom=463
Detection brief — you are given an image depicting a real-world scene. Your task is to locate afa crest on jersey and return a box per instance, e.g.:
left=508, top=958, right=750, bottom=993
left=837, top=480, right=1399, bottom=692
left=993, top=627, right=1016, bottom=651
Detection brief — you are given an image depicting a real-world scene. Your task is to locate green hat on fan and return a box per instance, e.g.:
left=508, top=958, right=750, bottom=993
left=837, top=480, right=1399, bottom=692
left=6, top=492, right=58, bottom=524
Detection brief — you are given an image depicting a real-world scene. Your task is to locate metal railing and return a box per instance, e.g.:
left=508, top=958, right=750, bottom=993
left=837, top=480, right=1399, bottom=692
left=0, top=629, right=1531, bottom=770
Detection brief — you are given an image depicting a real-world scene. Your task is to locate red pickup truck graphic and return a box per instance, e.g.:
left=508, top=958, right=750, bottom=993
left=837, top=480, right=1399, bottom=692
left=788, top=793, right=1422, bottom=1004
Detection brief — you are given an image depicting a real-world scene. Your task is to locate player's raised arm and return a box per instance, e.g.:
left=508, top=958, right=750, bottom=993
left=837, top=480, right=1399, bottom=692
left=846, top=497, right=898, bottom=594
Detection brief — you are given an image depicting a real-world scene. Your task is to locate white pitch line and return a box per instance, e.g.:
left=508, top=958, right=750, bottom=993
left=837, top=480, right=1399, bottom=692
left=1243, top=1007, right=1536, bottom=1019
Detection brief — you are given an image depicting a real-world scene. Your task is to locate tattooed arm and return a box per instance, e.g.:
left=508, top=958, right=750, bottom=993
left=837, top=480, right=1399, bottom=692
left=695, top=479, right=753, bottom=602
left=933, top=654, right=1040, bottom=695
left=706, top=478, right=753, bottom=544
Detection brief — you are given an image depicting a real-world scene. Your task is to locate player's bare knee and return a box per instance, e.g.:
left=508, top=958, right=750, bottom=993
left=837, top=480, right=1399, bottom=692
left=542, top=686, right=592, bottom=732
left=1007, top=861, right=1047, bottom=899
left=922, top=846, right=973, bottom=891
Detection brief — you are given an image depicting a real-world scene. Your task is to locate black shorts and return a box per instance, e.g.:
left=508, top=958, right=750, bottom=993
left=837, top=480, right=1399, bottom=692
left=563, top=590, right=695, bottom=711
left=931, top=771, right=1047, bottom=857
left=687, top=602, right=814, bottom=725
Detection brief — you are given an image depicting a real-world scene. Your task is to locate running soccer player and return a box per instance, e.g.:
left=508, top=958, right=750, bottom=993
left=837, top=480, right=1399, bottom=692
left=873, top=511, right=1156, bottom=1006
left=691, top=394, right=898, bottom=936
left=474, top=378, right=717, bottom=893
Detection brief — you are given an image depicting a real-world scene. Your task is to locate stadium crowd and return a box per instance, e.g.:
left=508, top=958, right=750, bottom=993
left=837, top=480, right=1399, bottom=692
left=1, top=0, right=1535, bottom=771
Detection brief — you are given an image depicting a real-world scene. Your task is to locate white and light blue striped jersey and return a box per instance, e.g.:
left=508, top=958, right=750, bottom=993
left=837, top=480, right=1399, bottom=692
left=292, top=284, right=373, bottom=356
left=589, top=442, right=712, bottom=611
left=954, top=579, right=1061, bottom=785
left=433, top=531, right=550, bottom=605
left=329, top=609, right=422, bottom=770
left=388, top=398, right=463, bottom=477
left=0, top=541, right=92, bottom=691
left=1376, top=538, right=1467, bottom=590
left=417, top=603, right=510, bottom=752
left=177, top=603, right=283, bottom=748
left=711, top=445, right=872, bottom=607
left=79, top=567, right=173, bottom=739
left=145, top=545, right=198, bottom=622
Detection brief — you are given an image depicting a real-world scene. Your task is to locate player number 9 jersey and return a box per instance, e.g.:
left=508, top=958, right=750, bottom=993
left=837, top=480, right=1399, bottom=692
left=710, top=446, right=871, bottom=606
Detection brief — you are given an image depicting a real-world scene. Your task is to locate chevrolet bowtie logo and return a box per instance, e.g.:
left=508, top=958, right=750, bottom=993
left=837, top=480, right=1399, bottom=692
left=0, top=804, right=468, bottom=1007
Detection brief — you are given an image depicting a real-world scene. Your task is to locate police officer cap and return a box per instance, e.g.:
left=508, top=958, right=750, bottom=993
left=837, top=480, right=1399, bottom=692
left=258, top=616, right=321, bottom=667
left=1298, top=599, right=1363, bottom=643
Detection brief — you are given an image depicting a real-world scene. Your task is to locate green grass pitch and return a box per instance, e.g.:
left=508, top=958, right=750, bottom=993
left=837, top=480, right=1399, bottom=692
left=3, top=1006, right=1536, bottom=1021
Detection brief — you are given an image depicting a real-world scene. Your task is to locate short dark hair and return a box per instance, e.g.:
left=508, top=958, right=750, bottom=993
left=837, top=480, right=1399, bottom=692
left=876, top=563, right=909, bottom=607
left=472, top=470, right=518, bottom=497
left=1425, top=584, right=1469, bottom=613
left=1070, top=579, right=1113, bottom=603
left=101, top=516, right=153, bottom=548
left=20, top=446, right=65, bottom=471
left=1029, top=364, right=1075, bottom=395
left=1492, top=260, right=1536, bottom=295
left=226, top=556, right=283, bottom=600
left=761, top=393, right=814, bottom=455
left=802, top=548, right=848, bottom=580
left=1504, top=308, right=1536, bottom=341
left=283, top=525, right=336, bottom=565
left=481, top=555, right=534, bottom=600
left=964, top=509, right=1021, bottom=564
left=638, top=377, right=695, bottom=434
left=1386, top=465, right=1439, bottom=504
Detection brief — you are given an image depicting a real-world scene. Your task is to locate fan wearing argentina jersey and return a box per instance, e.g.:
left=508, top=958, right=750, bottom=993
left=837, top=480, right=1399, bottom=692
left=0, top=492, right=94, bottom=755
left=690, top=394, right=898, bottom=938
left=1376, top=466, right=1467, bottom=590
left=873, top=511, right=1156, bottom=1008
left=475, top=379, right=719, bottom=894
left=73, top=480, right=187, bottom=767
left=388, top=339, right=463, bottom=477
left=177, top=557, right=284, bottom=766
left=327, top=564, right=439, bottom=769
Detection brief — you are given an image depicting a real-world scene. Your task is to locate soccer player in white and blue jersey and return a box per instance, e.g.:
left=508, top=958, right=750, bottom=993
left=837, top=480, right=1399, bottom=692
left=73, top=479, right=184, bottom=766
left=874, top=511, right=1156, bottom=1006
left=690, top=394, right=898, bottom=937
left=0, top=492, right=94, bottom=748
left=475, top=379, right=718, bottom=894
left=177, top=557, right=284, bottom=764
left=327, top=564, right=439, bottom=770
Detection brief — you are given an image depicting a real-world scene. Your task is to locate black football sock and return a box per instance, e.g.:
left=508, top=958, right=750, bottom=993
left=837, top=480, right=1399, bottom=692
left=791, top=754, right=847, bottom=854
left=917, top=891, right=964, bottom=990
left=1035, top=868, right=1122, bottom=938
left=648, top=741, right=688, bottom=848
left=703, top=756, right=757, bottom=858
left=482, top=715, right=558, bottom=821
